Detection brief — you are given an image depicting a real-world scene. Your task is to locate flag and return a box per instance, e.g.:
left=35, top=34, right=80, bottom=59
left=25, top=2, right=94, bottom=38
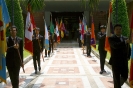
left=129, top=12, right=133, bottom=88
left=86, top=25, right=88, bottom=31
left=0, top=0, right=11, bottom=84
left=79, top=17, right=82, bottom=31
left=130, top=45, right=133, bottom=87
left=0, top=0, right=10, bottom=26
left=59, top=19, right=62, bottom=30
left=50, top=22, right=54, bottom=35
left=81, top=18, right=84, bottom=39
left=79, top=17, right=82, bottom=40
left=55, top=20, right=60, bottom=43
left=62, top=23, right=65, bottom=31
left=59, top=19, right=64, bottom=38
left=83, top=17, right=87, bottom=31
left=50, top=17, right=54, bottom=37
left=61, top=30, right=64, bottom=38
left=91, top=16, right=96, bottom=48
left=0, top=29, right=6, bottom=84
left=44, top=20, right=49, bottom=51
left=62, top=23, right=66, bottom=36
left=24, top=11, right=34, bottom=55
left=0, top=55, right=6, bottom=83
left=84, top=17, right=88, bottom=32
left=80, top=17, right=85, bottom=43
left=105, top=2, right=112, bottom=53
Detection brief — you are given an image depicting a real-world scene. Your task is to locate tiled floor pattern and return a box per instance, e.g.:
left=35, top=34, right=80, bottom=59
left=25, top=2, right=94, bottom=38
left=0, top=43, right=130, bottom=88
left=32, top=76, right=91, bottom=88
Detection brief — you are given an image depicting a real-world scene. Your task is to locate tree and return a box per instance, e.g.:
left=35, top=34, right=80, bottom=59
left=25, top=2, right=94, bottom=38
left=20, top=0, right=45, bottom=12
left=6, top=0, right=24, bottom=39
left=5, top=0, right=45, bottom=38
left=80, top=0, right=99, bottom=13
left=112, top=0, right=130, bottom=36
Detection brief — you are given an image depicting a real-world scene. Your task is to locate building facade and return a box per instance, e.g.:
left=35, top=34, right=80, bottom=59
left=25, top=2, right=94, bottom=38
left=22, top=0, right=133, bottom=37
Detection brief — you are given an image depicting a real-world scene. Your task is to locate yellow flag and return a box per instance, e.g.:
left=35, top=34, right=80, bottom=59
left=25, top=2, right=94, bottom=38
left=61, top=30, right=64, bottom=38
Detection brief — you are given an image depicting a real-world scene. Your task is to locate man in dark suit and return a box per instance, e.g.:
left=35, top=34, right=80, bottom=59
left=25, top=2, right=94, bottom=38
left=108, top=24, right=131, bottom=88
left=53, top=30, right=57, bottom=50
left=97, top=25, right=107, bottom=74
left=77, top=29, right=81, bottom=47
left=51, top=32, right=54, bottom=53
left=6, top=25, right=23, bottom=88
left=32, top=27, right=43, bottom=74
left=86, top=28, right=91, bottom=57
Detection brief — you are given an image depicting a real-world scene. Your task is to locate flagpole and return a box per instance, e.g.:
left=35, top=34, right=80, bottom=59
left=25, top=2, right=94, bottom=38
left=116, top=0, right=118, bottom=24
left=11, top=0, right=14, bottom=25
left=15, top=39, right=25, bottom=73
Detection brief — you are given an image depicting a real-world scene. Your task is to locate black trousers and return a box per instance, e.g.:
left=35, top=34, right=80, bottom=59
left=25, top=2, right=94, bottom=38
left=45, top=45, right=51, bottom=56
left=51, top=43, right=53, bottom=53
left=86, top=44, right=91, bottom=56
left=33, top=52, right=41, bottom=71
left=112, top=61, right=128, bottom=88
left=99, top=50, right=107, bottom=71
left=7, top=65, right=20, bottom=88
left=78, top=39, right=81, bottom=47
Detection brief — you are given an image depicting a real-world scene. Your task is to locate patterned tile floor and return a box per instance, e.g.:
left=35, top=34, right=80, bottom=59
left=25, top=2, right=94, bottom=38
left=0, top=43, right=130, bottom=88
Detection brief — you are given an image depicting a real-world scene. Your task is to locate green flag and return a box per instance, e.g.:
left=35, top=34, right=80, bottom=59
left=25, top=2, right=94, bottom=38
left=50, top=21, right=54, bottom=37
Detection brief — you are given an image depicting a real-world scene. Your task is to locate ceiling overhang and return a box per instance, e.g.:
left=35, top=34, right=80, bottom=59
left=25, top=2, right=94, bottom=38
left=44, top=0, right=133, bottom=12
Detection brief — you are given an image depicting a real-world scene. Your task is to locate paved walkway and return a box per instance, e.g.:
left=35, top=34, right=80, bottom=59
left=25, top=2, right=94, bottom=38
left=0, top=43, right=130, bottom=88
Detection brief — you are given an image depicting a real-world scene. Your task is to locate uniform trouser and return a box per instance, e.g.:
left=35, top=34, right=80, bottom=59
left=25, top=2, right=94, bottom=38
left=112, top=61, right=128, bottom=88
left=86, top=44, right=91, bottom=56
left=45, top=45, right=51, bottom=56
left=7, top=65, right=20, bottom=88
left=78, top=39, right=81, bottom=47
left=33, top=52, right=41, bottom=71
left=51, top=43, right=53, bottom=53
left=99, top=50, right=107, bottom=71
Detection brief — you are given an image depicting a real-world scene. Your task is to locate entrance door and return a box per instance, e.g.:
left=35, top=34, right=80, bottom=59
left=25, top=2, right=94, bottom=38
left=51, top=12, right=83, bottom=42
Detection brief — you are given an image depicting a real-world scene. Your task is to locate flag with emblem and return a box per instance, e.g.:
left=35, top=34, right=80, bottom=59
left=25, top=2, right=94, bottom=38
left=0, top=0, right=10, bottom=84
left=24, top=5, right=35, bottom=55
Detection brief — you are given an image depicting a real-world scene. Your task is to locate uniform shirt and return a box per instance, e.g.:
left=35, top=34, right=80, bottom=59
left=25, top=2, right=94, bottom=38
left=11, top=37, right=16, bottom=44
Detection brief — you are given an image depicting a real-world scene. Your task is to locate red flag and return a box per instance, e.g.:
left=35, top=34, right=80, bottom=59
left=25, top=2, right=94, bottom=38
left=91, top=16, right=96, bottom=48
left=24, top=9, right=35, bottom=54
left=55, top=20, right=60, bottom=43
left=129, top=12, right=133, bottom=88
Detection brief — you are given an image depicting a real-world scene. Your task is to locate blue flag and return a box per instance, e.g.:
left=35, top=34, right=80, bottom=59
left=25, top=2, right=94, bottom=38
left=0, top=55, right=6, bottom=83
left=0, top=0, right=11, bottom=84
left=44, top=20, right=49, bottom=51
left=0, top=0, right=10, bottom=25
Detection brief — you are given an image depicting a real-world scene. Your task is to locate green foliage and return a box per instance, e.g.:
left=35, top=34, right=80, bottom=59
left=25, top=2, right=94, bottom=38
left=20, top=0, right=45, bottom=12
left=24, top=49, right=30, bottom=58
left=112, top=0, right=130, bottom=36
left=6, top=0, right=24, bottom=39
left=80, top=0, right=99, bottom=13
